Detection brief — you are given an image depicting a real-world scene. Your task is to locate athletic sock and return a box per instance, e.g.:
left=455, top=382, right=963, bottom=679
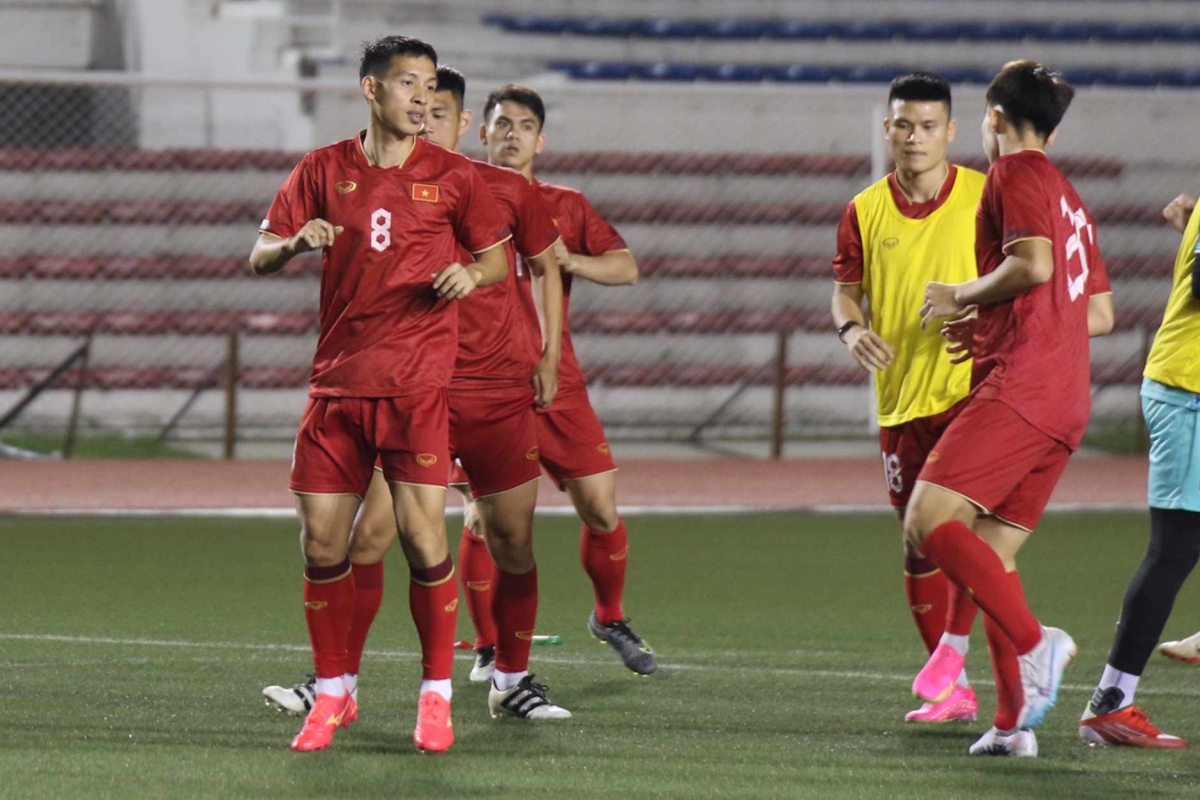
left=346, top=561, right=384, bottom=675
left=303, top=557, right=354, bottom=686
left=457, top=528, right=498, bottom=649
left=343, top=673, right=358, bottom=696
left=409, top=556, right=458, bottom=681
left=419, top=678, right=452, bottom=702
left=581, top=519, right=628, bottom=625
left=904, top=553, right=949, bottom=654
left=493, top=669, right=529, bottom=691
left=945, top=582, right=980, bottom=637
left=315, top=676, right=345, bottom=697
left=921, top=520, right=1042, bottom=654
left=984, top=571, right=1026, bottom=732
left=1107, top=508, right=1200, bottom=675
left=1096, top=664, right=1139, bottom=711
left=494, top=566, right=538, bottom=675
left=940, top=632, right=970, bottom=658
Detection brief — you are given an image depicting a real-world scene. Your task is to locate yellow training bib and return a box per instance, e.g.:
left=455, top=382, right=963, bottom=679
left=854, top=167, right=985, bottom=426
left=1144, top=201, right=1200, bottom=393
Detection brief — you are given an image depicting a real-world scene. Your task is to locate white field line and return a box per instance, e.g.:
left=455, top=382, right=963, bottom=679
left=2, top=632, right=1196, bottom=698
left=1, top=502, right=1146, bottom=518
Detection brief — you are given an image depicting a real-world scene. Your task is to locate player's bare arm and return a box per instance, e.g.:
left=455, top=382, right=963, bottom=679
left=921, top=238, right=1053, bottom=328
left=1088, top=292, right=1115, bottom=336
left=432, top=242, right=508, bottom=300
left=527, top=241, right=563, bottom=407
left=1163, top=194, right=1197, bottom=234
left=249, top=219, right=344, bottom=275
left=555, top=238, right=638, bottom=286
left=831, top=282, right=894, bottom=372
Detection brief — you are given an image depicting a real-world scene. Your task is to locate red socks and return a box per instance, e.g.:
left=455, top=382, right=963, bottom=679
left=494, top=566, right=539, bottom=674
left=921, top=520, right=1041, bottom=654
left=303, top=558, right=354, bottom=679
left=945, top=582, right=980, bottom=638
left=409, top=556, right=458, bottom=680
left=986, top=571, right=1026, bottom=731
left=457, top=528, right=497, bottom=649
left=903, top=554, right=950, bottom=654
left=346, top=561, right=384, bottom=675
left=581, top=520, right=628, bottom=625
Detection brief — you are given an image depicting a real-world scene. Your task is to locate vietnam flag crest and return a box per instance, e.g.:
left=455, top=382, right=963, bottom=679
left=412, top=183, right=440, bottom=203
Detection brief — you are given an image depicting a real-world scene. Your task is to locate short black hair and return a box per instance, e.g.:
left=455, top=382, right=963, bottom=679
left=358, top=35, right=437, bottom=81
left=482, top=84, right=546, bottom=130
left=436, top=66, right=466, bottom=109
left=888, top=71, right=952, bottom=113
left=985, top=60, right=1075, bottom=140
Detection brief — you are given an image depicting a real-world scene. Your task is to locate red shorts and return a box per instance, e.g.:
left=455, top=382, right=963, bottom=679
left=917, top=398, right=1071, bottom=532
left=879, top=400, right=968, bottom=508
left=447, top=385, right=542, bottom=498
left=536, top=388, right=617, bottom=489
left=290, top=391, right=450, bottom=496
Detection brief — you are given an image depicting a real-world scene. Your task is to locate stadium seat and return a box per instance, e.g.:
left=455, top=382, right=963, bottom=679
left=766, top=21, right=837, bottom=40
left=704, top=64, right=769, bottom=82
left=639, top=63, right=701, bottom=81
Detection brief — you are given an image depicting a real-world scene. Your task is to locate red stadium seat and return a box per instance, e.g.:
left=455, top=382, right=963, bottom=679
left=27, top=311, right=99, bottom=335
left=0, top=257, right=30, bottom=278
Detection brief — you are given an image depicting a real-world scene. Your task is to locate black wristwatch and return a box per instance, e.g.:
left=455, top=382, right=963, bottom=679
left=837, top=320, right=863, bottom=343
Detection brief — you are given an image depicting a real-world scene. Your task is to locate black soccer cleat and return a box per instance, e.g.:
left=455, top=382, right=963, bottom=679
left=588, top=611, right=658, bottom=675
left=488, top=674, right=571, bottom=719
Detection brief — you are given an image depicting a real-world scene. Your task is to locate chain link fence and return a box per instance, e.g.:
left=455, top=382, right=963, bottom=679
left=0, top=72, right=1187, bottom=454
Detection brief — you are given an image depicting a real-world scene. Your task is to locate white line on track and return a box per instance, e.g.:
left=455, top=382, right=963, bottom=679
left=3, top=632, right=1197, bottom=698
left=2, top=502, right=1146, bottom=517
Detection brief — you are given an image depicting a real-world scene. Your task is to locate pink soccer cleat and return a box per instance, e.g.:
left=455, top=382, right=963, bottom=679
left=912, top=642, right=966, bottom=704
left=905, top=684, right=978, bottom=723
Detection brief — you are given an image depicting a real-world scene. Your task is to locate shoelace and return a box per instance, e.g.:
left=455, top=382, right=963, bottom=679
left=609, top=619, right=646, bottom=646
left=518, top=674, right=553, bottom=701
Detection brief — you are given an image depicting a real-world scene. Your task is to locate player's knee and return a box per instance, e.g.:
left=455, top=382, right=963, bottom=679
left=300, top=529, right=346, bottom=567
left=902, top=505, right=935, bottom=551
left=577, top=499, right=619, bottom=532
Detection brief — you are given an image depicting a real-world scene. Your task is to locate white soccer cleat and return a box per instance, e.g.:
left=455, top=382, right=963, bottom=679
left=263, top=675, right=315, bottom=717
left=469, top=645, right=496, bottom=684
left=488, top=674, right=572, bottom=720
left=1017, top=626, right=1077, bottom=729
left=1158, top=631, right=1200, bottom=664
left=969, top=726, right=1038, bottom=757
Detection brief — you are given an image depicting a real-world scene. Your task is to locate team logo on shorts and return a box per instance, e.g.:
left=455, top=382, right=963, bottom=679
left=927, top=451, right=940, bottom=464
left=416, top=453, right=438, bottom=467
left=883, top=237, right=900, bottom=249
left=304, top=601, right=329, bottom=610
left=335, top=180, right=357, bottom=194
left=597, top=442, right=611, bottom=455
left=444, top=598, right=459, bottom=613
left=526, top=446, right=540, bottom=461
left=515, top=630, right=535, bottom=641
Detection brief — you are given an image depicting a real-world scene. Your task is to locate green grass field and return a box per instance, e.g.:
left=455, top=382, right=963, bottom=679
left=3, top=511, right=1198, bottom=799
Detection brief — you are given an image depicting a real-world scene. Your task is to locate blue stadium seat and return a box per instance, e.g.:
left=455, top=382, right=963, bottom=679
left=901, top=22, right=968, bottom=41
left=547, top=61, right=631, bottom=80
left=1106, top=24, right=1163, bottom=43
left=568, top=18, right=642, bottom=37
left=841, top=65, right=902, bottom=83
left=487, top=15, right=569, bottom=35
left=638, top=19, right=705, bottom=39
left=766, top=21, right=837, bottom=40
left=837, top=22, right=898, bottom=41
left=968, top=21, right=1033, bottom=41
left=770, top=64, right=835, bottom=82
left=704, top=64, right=768, bottom=82
left=937, top=67, right=991, bottom=84
left=1061, top=68, right=1106, bottom=86
left=1113, top=69, right=1166, bottom=87
left=704, top=20, right=771, bottom=39
left=1158, top=24, right=1200, bottom=42
left=638, top=62, right=701, bottom=81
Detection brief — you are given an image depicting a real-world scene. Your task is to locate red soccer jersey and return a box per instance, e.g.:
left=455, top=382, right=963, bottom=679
left=261, top=135, right=509, bottom=398
left=451, top=160, right=560, bottom=389
left=521, top=180, right=628, bottom=394
left=971, top=150, right=1108, bottom=450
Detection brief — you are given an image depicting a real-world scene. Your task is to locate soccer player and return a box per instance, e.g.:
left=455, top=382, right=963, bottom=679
left=1077, top=192, right=1199, bottom=749
left=831, top=72, right=985, bottom=724
left=249, top=36, right=511, bottom=754
left=263, top=66, right=572, bottom=722
left=907, top=61, right=1113, bottom=754
left=464, top=84, right=658, bottom=675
